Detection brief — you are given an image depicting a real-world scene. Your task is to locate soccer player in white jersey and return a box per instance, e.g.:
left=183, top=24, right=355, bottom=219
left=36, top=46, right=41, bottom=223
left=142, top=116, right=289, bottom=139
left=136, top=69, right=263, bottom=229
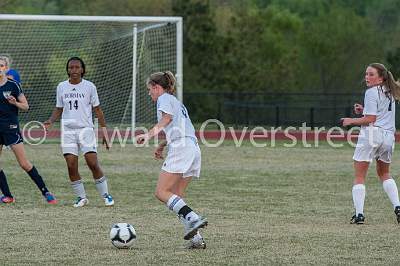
left=136, top=71, right=208, bottom=249
left=44, top=57, right=114, bottom=207
left=341, top=63, right=400, bottom=224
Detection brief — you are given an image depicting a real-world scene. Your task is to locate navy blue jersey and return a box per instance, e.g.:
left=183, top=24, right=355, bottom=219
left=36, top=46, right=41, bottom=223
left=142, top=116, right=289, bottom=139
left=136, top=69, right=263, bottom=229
left=0, top=79, right=23, bottom=130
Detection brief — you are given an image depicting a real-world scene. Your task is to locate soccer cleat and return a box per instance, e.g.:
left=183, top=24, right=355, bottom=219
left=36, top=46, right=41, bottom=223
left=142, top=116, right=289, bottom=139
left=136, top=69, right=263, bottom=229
left=187, top=236, right=206, bottom=249
left=73, top=197, right=88, bottom=207
left=184, top=217, right=208, bottom=240
left=44, top=192, right=58, bottom=204
left=103, top=194, right=114, bottom=206
left=394, top=206, right=400, bottom=223
left=350, top=213, right=365, bottom=224
left=0, top=195, right=15, bottom=204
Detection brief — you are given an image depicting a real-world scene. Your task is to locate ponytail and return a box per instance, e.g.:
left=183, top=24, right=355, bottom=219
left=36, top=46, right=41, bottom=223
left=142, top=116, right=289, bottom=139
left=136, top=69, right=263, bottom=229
left=369, top=63, right=400, bottom=100
left=146, top=71, right=176, bottom=95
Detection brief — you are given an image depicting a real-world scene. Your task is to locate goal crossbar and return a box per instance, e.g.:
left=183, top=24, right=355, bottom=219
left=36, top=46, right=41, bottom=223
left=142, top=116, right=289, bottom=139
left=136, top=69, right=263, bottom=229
left=0, top=14, right=183, bottom=131
left=0, top=14, right=182, bottom=23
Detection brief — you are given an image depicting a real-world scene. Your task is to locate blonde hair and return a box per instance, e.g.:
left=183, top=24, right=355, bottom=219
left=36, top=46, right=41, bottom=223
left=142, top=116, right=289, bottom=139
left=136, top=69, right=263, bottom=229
left=146, top=71, right=176, bottom=95
left=0, top=55, right=10, bottom=68
left=369, top=63, right=400, bottom=100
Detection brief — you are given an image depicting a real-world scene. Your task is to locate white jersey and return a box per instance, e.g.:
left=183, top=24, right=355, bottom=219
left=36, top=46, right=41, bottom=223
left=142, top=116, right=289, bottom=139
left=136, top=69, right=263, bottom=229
left=363, top=85, right=395, bottom=132
left=56, top=79, right=100, bottom=129
left=157, top=93, right=197, bottom=143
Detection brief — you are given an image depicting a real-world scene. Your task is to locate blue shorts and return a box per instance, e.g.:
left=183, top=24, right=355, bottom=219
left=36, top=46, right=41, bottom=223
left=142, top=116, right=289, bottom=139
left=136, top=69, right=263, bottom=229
left=0, top=128, right=23, bottom=146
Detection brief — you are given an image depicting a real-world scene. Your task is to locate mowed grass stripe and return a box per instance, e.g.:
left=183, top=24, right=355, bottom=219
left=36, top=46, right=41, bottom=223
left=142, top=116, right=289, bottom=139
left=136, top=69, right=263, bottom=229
left=1, top=141, right=399, bottom=265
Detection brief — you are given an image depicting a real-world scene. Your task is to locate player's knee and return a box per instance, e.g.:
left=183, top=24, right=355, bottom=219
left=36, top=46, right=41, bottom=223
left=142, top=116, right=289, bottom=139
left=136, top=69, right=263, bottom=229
left=154, top=188, right=166, bottom=202
left=19, top=161, right=32, bottom=172
left=354, top=177, right=365, bottom=184
left=172, top=187, right=184, bottom=198
left=66, top=164, right=78, bottom=176
left=379, top=175, right=390, bottom=182
left=87, top=161, right=100, bottom=172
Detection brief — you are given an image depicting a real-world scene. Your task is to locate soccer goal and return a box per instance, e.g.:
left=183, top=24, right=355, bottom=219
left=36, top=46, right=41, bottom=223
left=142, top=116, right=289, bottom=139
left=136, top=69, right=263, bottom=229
left=0, top=14, right=183, bottom=130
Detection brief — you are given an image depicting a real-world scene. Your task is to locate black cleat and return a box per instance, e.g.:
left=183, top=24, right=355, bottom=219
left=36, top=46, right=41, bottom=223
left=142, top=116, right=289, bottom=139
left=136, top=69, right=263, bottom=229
left=350, top=213, right=365, bottom=224
left=394, top=206, right=400, bottom=223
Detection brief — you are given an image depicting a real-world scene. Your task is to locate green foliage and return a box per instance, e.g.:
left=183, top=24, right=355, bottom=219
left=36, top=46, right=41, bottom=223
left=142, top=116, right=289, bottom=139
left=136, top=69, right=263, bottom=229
left=387, top=48, right=400, bottom=79
left=2, top=0, right=400, bottom=120
left=172, top=0, right=226, bottom=91
left=298, top=5, right=381, bottom=93
left=225, top=5, right=304, bottom=92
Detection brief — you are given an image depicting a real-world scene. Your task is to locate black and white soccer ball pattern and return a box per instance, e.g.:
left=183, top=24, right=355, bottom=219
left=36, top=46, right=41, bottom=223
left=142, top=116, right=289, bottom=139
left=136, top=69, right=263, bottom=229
left=110, top=223, right=137, bottom=248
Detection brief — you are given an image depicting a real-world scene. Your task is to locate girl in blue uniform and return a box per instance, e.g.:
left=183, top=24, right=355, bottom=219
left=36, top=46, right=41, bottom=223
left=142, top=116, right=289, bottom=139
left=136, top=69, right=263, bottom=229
left=0, top=58, right=56, bottom=204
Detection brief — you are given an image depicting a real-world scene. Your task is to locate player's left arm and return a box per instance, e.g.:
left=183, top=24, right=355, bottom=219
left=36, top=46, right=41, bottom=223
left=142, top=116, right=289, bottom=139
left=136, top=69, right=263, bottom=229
left=93, top=105, right=110, bottom=150
left=7, top=93, right=29, bottom=111
left=137, top=112, right=172, bottom=144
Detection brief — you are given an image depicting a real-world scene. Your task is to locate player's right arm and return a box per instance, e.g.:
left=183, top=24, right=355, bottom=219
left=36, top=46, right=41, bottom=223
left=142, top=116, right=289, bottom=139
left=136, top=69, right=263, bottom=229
left=44, top=107, right=63, bottom=129
left=154, top=140, right=167, bottom=160
left=136, top=112, right=172, bottom=144
left=44, top=84, right=63, bottom=129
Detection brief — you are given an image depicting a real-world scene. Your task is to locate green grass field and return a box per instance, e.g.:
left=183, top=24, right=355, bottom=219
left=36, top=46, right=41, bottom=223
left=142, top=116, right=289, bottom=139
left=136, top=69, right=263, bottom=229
left=1, top=141, right=400, bottom=265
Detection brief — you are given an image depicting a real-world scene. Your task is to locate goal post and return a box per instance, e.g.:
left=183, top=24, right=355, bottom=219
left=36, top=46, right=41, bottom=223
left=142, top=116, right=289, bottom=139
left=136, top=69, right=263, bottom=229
left=0, top=14, right=183, bottom=131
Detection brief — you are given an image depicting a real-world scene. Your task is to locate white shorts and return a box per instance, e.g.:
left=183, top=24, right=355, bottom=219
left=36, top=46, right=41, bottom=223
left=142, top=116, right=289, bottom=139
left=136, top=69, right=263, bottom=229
left=162, top=137, right=201, bottom=178
left=353, top=126, right=395, bottom=163
left=61, top=127, right=97, bottom=156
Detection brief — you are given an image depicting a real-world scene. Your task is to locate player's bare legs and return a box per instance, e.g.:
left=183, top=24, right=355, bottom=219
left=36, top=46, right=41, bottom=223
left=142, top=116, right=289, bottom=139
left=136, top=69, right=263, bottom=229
left=353, top=161, right=369, bottom=185
left=84, top=152, right=103, bottom=179
left=376, top=160, right=390, bottom=182
left=376, top=160, right=400, bottom=221
left=64, top=154, right=81, bottom=182
left=155, top=171, right=182, bottom=203
left=10, top=143, right=32, bottom=171
left=84, top=152, right=113, bottom=206
left=171, top=176, right=192, bottom=198
left=10, top=143, right=56, bottom=203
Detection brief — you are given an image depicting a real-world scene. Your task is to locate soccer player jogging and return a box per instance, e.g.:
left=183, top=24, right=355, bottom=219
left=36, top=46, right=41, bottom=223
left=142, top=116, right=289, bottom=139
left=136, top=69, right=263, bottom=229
left=0, top=57, right=57, bottom=204
left=44, top=57, right=114, bottom=207
left=341, top=63, right=400, bottom=224
left=136, top=71, right=208, bottom=249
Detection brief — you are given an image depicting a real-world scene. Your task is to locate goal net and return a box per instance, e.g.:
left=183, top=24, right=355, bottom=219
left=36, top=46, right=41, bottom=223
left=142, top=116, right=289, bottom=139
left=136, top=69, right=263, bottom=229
left=0, top=15, right=182, bottom=130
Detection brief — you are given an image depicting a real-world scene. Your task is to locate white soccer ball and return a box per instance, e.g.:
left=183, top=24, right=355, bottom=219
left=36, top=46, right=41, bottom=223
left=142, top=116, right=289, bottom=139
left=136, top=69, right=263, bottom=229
left=110, top=223, right=137, bottom=249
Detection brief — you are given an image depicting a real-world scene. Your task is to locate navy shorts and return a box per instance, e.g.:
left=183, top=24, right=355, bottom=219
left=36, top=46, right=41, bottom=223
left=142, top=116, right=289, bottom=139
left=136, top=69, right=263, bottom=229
left=0, top=128, right=23, bottom=146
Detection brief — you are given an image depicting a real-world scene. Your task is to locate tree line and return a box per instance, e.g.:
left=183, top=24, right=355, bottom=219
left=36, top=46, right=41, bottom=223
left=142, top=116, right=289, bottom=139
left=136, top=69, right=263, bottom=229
left=2, top=0, right=400, bottom=93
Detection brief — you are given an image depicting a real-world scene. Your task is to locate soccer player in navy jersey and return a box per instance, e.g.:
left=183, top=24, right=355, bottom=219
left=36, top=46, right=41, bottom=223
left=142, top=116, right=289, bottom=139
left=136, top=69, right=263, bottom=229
left=0, top=55, right=21, bottom=83
left=0, top=58, right=57, bottom=204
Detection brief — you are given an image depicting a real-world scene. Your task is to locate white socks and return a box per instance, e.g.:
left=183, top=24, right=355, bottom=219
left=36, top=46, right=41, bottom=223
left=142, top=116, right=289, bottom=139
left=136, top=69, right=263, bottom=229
left=383, top=178, right=400, bottom=209
left=71, top=180, right=86, bottom=199
left=352, top=184, right=366, bottom=215
left=167, top=194, right=186, bottom=214
left=72, top=176, right=110, bottom=200
left=167, top=194, right=199, bottom=223
left=352, top=179, right=400, bottom=215
left=95, top=176, right=109, bottom=197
